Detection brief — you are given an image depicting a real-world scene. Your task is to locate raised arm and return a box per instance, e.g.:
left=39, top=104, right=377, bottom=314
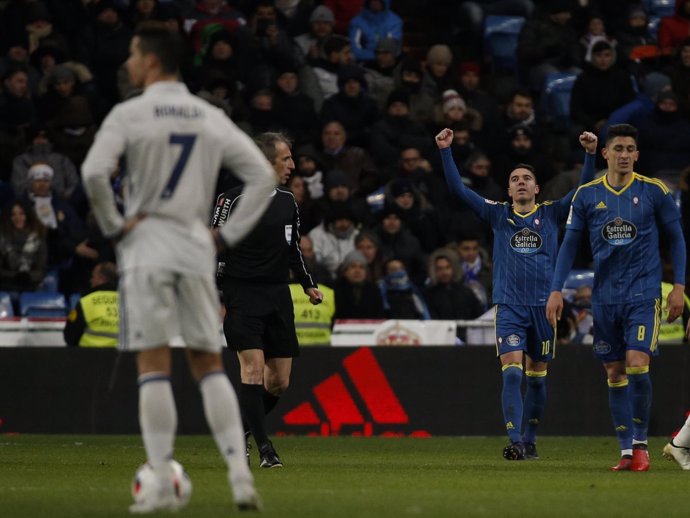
left=557, top=131, right=597, bottom=218
left=435, top=128, right=486, bottom=214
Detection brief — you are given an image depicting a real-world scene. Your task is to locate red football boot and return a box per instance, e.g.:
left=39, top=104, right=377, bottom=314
left=609, top=456, right=632, bottom=471
left=631, top=448, right=650, bottom=471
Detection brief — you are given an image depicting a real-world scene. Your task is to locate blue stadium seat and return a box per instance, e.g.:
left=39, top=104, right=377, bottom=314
left=0, top=291, right=14, bottom=317
left=643, top=0, right=675, bottom=17
left=37, top=268, right=60, bottom=292
left=541, top=72, right=578, bottom=131
left=483, top=15, right=525, bottom=73
left=19, top=292, right=67, bottom=317
left=563, top=270, right=595, bottom=290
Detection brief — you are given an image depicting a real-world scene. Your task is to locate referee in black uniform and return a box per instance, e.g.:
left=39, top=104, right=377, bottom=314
left=212, top=132, right=323, bottom=468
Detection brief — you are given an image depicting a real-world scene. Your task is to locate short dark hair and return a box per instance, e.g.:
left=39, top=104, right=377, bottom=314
left=605, top=123, right=638, bottom=145
left=511, top=162, right=536, bottom=180
left=96, top=262, right=119, bottom=285
left=254, top=132, right=292, bottom=163
left=135, top=24, right=183, bottom=75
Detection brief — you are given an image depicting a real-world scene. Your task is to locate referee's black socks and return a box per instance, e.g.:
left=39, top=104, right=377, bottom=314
left=240, top=383, right=269, bottom=448
left=263, top=390, right=280, bottom=415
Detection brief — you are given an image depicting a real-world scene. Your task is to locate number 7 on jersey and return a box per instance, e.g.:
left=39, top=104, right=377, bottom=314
left=161, top=133, right=197, bottom=199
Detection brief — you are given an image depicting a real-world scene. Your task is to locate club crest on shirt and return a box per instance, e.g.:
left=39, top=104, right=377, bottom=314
left=284, top=224, right=293, bottom=244
left=602, top=217, right=637, bottom=246
left=510, top=228, right=542, bottom=254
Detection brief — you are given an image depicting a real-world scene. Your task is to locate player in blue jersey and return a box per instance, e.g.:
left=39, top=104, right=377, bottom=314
left=546, top=123, right=686, bottom=472
left=436, top=127, right=597, bottom=460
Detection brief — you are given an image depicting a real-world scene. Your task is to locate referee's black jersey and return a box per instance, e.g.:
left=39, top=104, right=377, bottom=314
left=212, top=186, right=316, bottom=291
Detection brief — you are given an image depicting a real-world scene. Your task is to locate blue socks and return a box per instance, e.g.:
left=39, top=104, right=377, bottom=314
left=501, top=363, right=524, bottom=443
left=608, top=379, right=633, bottom=451
left=627, top=366, right=652, bottom=443
left=522, top=371, right=547, bottom=444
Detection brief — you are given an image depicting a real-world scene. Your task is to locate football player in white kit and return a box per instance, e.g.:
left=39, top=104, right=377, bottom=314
left=81, top=25, right=275, bottom=513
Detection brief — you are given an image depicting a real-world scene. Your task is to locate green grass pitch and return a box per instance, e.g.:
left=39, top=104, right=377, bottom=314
left=1, top=435, right=689, bottom=517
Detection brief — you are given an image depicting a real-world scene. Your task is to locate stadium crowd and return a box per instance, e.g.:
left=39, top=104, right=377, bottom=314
left=0, top=0, right=689, bottom=342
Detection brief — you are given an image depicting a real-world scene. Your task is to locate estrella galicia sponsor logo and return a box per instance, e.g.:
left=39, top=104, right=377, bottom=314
left=602, top=217, right=637, bottom=246
left=506, top=334, right=521, bottom=347
left=510, top=228, right=542, bottom=254
left=593, top=341, right=611, bottom=355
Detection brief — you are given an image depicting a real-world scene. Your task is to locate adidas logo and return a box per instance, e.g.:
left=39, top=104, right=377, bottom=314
left=281, top=348, right=429, bottom=437
left=596, top=201, right=607, bottom=209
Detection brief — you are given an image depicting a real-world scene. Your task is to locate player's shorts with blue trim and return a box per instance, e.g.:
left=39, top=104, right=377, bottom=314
left=591, top=298, right=661, bottom=363
left=495, top=304, right=556, bottom=361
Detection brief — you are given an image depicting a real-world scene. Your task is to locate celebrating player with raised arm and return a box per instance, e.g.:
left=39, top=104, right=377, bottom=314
left=81, top=25, right=276, bottom=512
left=436, top=127, right=597, bottom=460
left=546, top=123, right=686, bottom=472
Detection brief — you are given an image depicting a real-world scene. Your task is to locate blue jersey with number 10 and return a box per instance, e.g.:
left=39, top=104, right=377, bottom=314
left=567, top=173, right=681, bottom=305
left=482, top=200, right=565, bottom=306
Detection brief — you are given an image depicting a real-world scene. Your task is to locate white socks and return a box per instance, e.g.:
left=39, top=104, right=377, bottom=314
left=673, top=414, right=690, bottom=447
left=138, top=373, right=177, bottom=471
left=199, top=372, right=253, bottom=483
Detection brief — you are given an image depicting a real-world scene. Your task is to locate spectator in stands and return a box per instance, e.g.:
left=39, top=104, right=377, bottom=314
left=47, top=94, right=97, bottom=169
left=243, top=1, right=301, bottom=92
left=614, top=5, right=656, bottom=72
left=494, top=88, right=539, bottom=155
left=298, top=235, right=333, bottom=287
left=374, top=203, right=427, bottom=287
left=22, top=2, right=70, bottom=56
left=294, top=5, right=336, bottom=62
left=658, top=0, right=690, bottom=55
left=430, top=88, right=483, bottom=136
left=196, top=69, right=249, bottom=125
left=569, top=40, right=636, bottom=136
left=383, top=146, right=447, bottom=213
left=21, top=163, right=85, bottom=268
left=363, top=37, right=399, bottom=112
left=421, top=44, right=459, bottom=97
left=462, top=150, right=504, bottom=201
left=316, top=120, right=380, bottom=197
left=578, top=10, right=617, bottom=63
left=294, top=145, right=326, bottom=200
left=355, top=229, right=386, bottom=282
left=385, top=178, right=441, bottom=253
left=312, top=169, right=374, bottom=229
left=76, top=1, right=133, bottom=108
left=185, top=0, right=245, bottom=56
left=127, top=0, right=161, bottom=28
left=322, top=0, right=364, bottom=36
left=456, top=61, right=501, bottom=142
left=664, top=37, right=690, bottom=115
left=37, top=64, right=105, bottom=125
left=1, top=33, right=40, bottom=97
left=378, top=257, right=430, bottom=319
left=63, top=210, right=117, bottom=297
left=11, top=124, right=79, bottom=201
left=308, top=34, right=354, bottom=102
left=492, top=125, right=559, bottom=187
left=517, top=0, right=582, bottom=91
left=394, top=56, right=436, bottom=126
left=63, top=261, right=119, bottom=348
left=286, top=174, right=319, bottom=234
left=272, top=62, right=320, bottom=145
left=453, top=0, right=534, bottom=51
left=334, top=249, right=385, bottom=319
left=320, top=64, right=380, bottom=149
left=0, top=200, right=47, bottom=292
left=0, top=66, right=35, bottom=178
left=369, top=89, right=432, bottom=168
left=455, top=231, right=492, bottom=311
left=308, top=200, right=359, bottom=279
left=348, top=0, right=403, bottom=64
left=425, top=247, right=483, bottom=341
left=245, top=88, right=286, bottom=136
left=637, top=90, right=690, bottom=177
left=194, top=27, right=248, bottom=93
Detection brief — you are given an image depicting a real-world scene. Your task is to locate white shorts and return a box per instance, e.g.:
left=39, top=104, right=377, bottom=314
left=119, top=268, right=222, bottom=352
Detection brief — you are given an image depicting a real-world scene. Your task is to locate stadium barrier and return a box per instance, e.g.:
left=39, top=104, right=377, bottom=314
left=1, top=345, right=688, bottom=437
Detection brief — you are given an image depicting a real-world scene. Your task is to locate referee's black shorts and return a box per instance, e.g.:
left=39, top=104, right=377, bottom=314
left=222, top=280, right=299, bottom=359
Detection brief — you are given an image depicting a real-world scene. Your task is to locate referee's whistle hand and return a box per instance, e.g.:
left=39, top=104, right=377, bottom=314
left=307, top=287, right=324, bottom=305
